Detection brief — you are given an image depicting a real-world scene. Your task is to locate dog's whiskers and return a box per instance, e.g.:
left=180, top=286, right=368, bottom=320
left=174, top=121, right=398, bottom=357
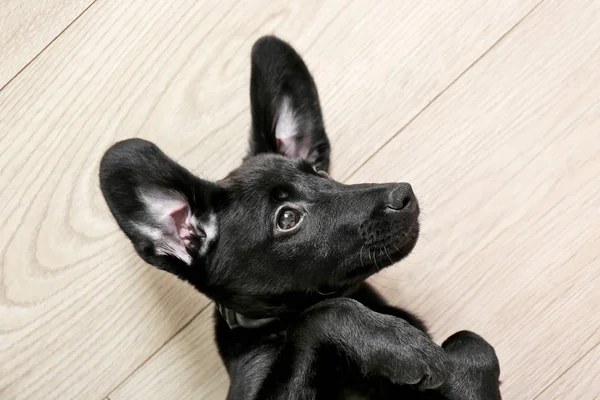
left=360, top=244, right=365, bottom=270
left=383, top=245, right=394, bottom=265
left=372, top=248, right=380, bottom=272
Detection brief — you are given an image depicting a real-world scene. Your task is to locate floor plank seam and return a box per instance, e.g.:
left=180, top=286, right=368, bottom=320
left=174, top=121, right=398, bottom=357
left=0, top=0, right=99, bottom=94
left=531, top=331, right=600, bottom=399
left=105, top=303, right=212, bottom=397
left=343, top=0, right=547, bottom=182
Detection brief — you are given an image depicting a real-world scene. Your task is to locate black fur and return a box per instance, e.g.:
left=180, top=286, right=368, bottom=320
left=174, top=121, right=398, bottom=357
left=100, top=36, right=501, bottom=399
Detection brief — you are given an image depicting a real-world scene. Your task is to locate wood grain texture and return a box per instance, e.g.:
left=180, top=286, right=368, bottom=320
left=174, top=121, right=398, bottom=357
left=110, top=311, right=228, bottom=400
left=536, top=343, right=600, bottom=399
left=0, top=1, right=239, bottom=399
left=0, top=0, right=94, bottom=88
left=2, top=0, right=597, bottom=399
left=351, top=0, right=600, bottom=398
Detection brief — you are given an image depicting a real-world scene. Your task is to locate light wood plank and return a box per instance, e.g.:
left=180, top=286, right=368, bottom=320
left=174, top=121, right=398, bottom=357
left=536, top=343, right=600, bottom=399
left=179, top=0, right=542, bottom=179
left=0, top=1, right=241, bottom=399
left=0, top=0, right=94, bottom=88
left=110, top=311, right=228, bottom=400
left=0, top=0, right=544, bottom=399
left=350, top=0, right=600, bottom=398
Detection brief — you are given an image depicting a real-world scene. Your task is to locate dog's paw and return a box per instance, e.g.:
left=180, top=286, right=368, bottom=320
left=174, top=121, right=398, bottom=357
left=295, top=299, right=450, bottom=389
left=440, top=331, right=502, bottom=400
left=442, top=330, right=500, bottom=378
left=367, top=320, right=450, bottom=389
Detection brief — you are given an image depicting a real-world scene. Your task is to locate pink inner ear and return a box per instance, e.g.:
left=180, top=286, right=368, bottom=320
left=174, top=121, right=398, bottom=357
left=138, top=188, right=199, bottom=265
left=277, top=136, right=311, bottom=160
left=276, top=137, right=295, bottom=157
left=275, top=98, right=313, bottom=160
left=169, top=204, right=197, bottom=248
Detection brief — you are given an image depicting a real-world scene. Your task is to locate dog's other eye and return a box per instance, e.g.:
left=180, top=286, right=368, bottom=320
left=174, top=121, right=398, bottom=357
left=277, top=208, right=301, bottom=231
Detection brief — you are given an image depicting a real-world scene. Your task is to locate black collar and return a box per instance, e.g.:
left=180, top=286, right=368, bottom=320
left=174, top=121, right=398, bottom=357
left=216, top=303, right=277, bottom=329
left=216, top=286, right=357, bottom=329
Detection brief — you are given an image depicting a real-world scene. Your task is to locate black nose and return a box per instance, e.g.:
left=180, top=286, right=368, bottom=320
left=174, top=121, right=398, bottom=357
left=386, top=183, right=416, bottom=212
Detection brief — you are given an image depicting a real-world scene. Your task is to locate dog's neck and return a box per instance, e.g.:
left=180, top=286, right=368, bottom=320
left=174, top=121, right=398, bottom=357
left=215, top=283, right=364, bottom=329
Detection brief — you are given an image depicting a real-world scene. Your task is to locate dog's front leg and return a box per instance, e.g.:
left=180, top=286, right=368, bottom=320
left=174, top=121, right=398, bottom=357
left=254, top=298, right=449, bottom=400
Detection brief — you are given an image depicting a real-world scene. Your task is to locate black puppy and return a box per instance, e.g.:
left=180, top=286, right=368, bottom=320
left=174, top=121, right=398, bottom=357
left=100, top=36, right=501, bottom=399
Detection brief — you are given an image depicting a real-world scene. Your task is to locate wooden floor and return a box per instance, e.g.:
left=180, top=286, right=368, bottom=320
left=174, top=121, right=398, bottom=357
left=1, top=1, right=599, bottom=399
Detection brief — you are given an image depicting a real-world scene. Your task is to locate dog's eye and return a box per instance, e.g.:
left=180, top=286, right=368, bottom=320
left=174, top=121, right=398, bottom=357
left=277, top=208, right=301, bottom=231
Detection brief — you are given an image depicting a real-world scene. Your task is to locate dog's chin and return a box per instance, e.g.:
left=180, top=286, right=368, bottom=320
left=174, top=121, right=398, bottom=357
left=367, top=221, right=419, bottom=267
left=321, top=222, right=420, bottom=292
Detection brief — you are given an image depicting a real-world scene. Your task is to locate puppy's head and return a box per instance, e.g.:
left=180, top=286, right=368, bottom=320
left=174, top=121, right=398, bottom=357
left=100, top=36, right=419, bottom=316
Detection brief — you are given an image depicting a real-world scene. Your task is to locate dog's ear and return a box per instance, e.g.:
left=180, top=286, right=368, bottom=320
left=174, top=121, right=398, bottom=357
left=99, top=139, right=220, bottom=279
left=249, top=36, right=330, bottom=171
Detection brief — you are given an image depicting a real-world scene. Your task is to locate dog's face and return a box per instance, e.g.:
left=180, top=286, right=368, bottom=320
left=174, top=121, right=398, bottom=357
left=100, top=37, right=419, bottom=315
